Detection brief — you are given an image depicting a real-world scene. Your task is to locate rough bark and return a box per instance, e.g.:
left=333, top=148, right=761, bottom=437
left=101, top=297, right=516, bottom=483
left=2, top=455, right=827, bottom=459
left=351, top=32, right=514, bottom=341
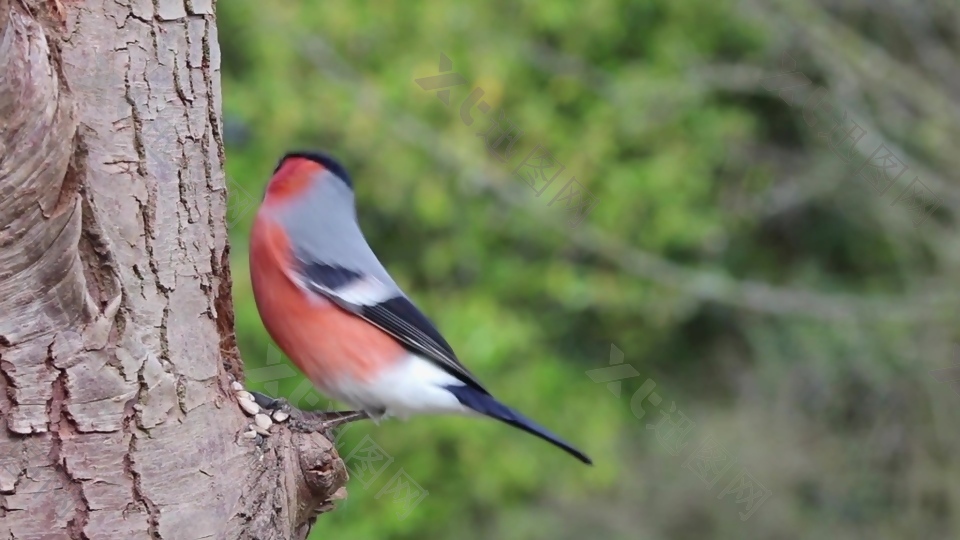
left=0, top=1, right=346, bottom=538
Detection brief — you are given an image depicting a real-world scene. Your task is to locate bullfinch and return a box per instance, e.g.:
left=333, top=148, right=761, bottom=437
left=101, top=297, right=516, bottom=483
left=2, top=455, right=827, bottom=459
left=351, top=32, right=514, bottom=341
left=248, top=151, right=591, bottom=464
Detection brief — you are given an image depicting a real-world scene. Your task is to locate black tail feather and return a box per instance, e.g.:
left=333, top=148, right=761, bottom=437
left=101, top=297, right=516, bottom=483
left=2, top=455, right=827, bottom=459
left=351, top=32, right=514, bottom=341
left=445, top=385, right=592, bottom=465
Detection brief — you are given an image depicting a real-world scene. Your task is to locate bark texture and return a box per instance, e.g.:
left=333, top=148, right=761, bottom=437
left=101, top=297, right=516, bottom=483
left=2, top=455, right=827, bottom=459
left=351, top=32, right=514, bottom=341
left=0, top=1, right=346, bottom=538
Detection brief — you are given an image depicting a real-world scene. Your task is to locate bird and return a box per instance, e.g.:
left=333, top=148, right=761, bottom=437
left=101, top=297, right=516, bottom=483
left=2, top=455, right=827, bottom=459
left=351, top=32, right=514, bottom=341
left=248, top=151, right=592, bottom=465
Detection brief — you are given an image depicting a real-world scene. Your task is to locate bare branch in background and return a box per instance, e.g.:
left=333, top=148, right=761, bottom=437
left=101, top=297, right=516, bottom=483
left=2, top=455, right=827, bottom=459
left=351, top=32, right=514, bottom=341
left=290, top=28, right=952, bottom=322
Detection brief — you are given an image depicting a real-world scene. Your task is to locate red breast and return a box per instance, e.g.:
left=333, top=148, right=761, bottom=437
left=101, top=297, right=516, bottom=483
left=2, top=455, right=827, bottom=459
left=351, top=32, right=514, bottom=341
left=249, top=213, right=404, bottom=386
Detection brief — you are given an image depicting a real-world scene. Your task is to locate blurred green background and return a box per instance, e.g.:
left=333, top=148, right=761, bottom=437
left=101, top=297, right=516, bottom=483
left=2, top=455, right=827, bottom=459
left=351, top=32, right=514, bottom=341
left=219, top=0, right=960, bottom=538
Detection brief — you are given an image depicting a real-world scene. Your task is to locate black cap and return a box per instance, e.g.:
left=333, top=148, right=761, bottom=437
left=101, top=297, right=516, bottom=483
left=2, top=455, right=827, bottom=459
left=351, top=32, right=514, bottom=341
left=276, top=151, right=353, bottom=189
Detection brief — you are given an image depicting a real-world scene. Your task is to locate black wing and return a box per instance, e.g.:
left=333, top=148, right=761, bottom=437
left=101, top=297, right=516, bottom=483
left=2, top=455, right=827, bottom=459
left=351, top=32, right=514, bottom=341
left=297, top=261, right=489, bottom=393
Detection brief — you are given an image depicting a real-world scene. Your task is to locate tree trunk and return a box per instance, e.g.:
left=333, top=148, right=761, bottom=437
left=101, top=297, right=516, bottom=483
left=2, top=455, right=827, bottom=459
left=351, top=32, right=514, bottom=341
left=0, top=1, right=346, bottom=538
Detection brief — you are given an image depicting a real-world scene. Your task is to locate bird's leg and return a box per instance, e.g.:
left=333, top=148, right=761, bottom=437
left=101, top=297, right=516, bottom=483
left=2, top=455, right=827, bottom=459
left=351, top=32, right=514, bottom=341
left=250, top=390, right=369, bottom=428
left=288, top=409, right=371, bottom=435
left=246, top=390, right=373, bottom=439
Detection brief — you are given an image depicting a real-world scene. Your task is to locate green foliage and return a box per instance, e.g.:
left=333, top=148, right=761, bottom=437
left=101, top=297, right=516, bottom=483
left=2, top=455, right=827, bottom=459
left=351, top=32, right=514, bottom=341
left=221, top=1, right=960, bottom=538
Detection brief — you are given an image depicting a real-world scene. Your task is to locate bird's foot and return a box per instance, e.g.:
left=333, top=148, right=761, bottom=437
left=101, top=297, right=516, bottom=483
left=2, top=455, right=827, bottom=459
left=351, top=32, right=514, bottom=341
left=288, top=410, right=371, bottom=439
left=229, top=380, right=372, bottom=441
